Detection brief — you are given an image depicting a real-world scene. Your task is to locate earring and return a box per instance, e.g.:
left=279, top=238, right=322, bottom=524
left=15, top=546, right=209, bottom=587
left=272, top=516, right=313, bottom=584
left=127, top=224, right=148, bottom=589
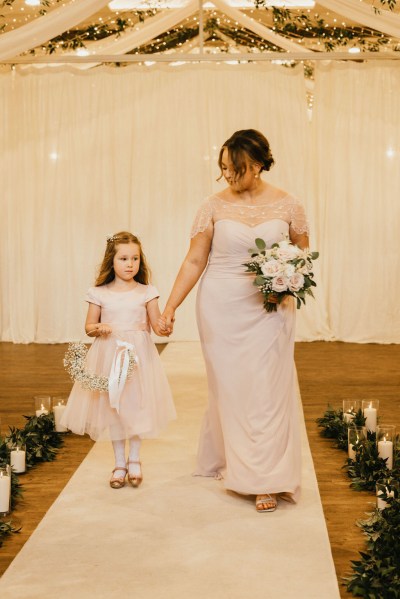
left=254, top=173, right=259, bottom=179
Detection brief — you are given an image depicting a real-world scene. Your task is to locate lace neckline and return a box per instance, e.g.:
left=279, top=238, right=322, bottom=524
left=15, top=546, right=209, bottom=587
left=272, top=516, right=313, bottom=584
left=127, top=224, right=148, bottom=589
left=209, top=193, right=290, bottom=209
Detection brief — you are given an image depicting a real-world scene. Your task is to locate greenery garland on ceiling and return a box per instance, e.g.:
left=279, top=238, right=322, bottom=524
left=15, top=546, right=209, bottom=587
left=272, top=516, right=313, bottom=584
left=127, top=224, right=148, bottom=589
left=1, top=0, right=399, bottom=56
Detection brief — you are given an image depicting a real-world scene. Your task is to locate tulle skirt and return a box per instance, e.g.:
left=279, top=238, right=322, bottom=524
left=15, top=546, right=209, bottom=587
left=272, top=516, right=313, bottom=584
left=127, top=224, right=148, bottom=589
left=61, top=332, right=176, bottom=441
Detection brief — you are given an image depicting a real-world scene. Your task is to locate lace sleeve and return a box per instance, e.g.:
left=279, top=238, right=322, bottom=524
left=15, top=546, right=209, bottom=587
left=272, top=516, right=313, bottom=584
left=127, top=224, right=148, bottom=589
left=190, top=199, right=213, bottom=238
left=289, top=197, right=310, bottom=236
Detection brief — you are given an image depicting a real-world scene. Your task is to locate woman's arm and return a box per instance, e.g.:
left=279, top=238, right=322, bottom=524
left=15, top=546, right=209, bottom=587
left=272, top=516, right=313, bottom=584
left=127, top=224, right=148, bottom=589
left=289, top=230, right=309, bottom=250
left=85, top=303, right=112, bottom=337
left=162, top=224, right=213, bottom=331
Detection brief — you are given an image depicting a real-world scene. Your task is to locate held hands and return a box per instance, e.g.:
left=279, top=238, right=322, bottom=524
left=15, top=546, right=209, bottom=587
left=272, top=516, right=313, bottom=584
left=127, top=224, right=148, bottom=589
left=159, top=307, right=176, bottom=336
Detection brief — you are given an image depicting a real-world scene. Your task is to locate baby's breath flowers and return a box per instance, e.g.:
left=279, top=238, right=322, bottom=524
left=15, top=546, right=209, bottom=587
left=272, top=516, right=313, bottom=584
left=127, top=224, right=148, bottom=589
left=64, top=342, right=137, bottom=392
left=244, top=237, right=319, bottom=312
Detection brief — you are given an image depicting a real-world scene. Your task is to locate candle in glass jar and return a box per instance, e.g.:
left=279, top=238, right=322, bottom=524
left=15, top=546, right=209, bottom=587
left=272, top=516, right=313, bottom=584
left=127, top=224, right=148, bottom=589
left=0, top=469, right=11, bottom=514
left=343, top=412, right=355, bottom=424
left=53, top=403, right=67, bottom=433
left=376, top=486, right=394, bottom=510
left=363, top=406, right=377, bottom=432
left=378, top=437, right=393, bottom=469
left=35, top=404, right=49, bottom=417
left=10, top=447, right=26, bottom=474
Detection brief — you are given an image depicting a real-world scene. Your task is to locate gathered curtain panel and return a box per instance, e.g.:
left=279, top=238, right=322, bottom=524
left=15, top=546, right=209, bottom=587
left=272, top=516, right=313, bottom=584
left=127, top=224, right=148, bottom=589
left=0, top=0, right=111, bottom=61
left=0, top=62, right=399, bottom=343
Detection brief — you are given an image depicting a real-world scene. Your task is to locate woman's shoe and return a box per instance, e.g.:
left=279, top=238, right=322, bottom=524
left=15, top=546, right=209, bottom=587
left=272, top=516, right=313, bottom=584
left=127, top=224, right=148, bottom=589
left=110, top=467, right=128, bottom=489
left=127, top=460, right=143, bottom=487
left=256, top=494, right=277, bottom=513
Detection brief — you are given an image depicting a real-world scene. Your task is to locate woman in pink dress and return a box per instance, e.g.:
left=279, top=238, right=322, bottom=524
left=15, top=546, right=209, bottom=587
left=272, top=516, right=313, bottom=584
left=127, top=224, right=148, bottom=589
left=161, top=130, right=309, bottom=512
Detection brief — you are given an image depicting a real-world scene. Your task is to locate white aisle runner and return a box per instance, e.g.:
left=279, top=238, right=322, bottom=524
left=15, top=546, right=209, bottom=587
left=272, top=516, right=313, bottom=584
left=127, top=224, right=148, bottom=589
left=0, top=342, right=340, bottom=599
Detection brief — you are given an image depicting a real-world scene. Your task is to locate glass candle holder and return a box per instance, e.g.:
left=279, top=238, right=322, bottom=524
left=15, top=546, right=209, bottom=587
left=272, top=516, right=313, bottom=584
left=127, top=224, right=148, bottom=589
left=343, top=400, right=361, bottom=423
left=34, top=395, right=51, bottom=417
left=348, top=425, right=367, bottom=460
left=361, top=400, right=379, bottom=433
left=52, top=397, right=68, bottom=433
left=376, top=479, right=397, bottom=510
left=376, top=425, right=395, bottom=470
left=10, top=443, right=26, bottom=474
left=0, top=464, right=11, bottom=516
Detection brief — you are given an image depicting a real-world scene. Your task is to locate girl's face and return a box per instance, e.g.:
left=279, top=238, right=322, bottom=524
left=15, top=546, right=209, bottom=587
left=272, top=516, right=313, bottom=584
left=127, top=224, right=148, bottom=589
left=220, top=147, right=260, bottom=193
left=113, top=243, right=140, bottom=282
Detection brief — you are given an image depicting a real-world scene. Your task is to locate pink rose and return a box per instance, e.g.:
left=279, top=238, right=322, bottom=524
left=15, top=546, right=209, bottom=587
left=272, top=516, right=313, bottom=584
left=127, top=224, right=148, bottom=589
left=272, top=275, right=289, bottom=293
left=288, top=273, right=305, bottom=292
left=261, top=260, right=281, bottom=277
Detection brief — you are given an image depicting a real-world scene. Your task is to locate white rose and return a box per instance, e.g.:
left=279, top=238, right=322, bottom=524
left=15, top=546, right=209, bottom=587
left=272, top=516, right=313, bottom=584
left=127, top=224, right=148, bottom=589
left=277, top=245, right=301, bottom=261
left=261, top=259, right=281, bottom=277
left=272, top=275, right=289, bottom=292
left=284, top=264, right=296, bottom=278
left=288, top=273, right=305, bottom=292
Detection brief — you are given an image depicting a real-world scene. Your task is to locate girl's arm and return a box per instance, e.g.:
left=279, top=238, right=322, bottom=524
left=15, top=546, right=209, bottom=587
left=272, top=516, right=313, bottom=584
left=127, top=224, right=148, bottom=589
left=85, top=303, right=112, bottom=337
left=146, top=298, right=169, bottom=337
left=162, top=224, right=213, bottom=332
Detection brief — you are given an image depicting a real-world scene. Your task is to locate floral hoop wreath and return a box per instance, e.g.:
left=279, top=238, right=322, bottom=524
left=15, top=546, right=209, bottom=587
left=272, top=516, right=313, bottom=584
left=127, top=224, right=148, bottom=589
left=63, top=342, right=137, bottom=393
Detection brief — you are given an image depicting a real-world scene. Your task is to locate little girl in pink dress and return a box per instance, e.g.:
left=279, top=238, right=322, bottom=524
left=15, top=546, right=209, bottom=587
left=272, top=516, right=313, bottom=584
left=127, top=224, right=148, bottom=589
left=62, top=232, right=176, bottom=488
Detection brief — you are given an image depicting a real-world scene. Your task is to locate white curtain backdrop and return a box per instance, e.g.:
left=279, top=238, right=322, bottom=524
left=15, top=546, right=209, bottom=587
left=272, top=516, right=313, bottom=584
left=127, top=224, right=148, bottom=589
left=1, top=61, right=399, bottom=343
left=312, top=61, right=400, bottom=343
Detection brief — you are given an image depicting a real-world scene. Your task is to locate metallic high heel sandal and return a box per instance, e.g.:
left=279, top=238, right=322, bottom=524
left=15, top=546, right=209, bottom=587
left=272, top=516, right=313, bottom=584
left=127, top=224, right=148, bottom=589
left=127, top=460, right=142, bottom=487
left=109, top=467, right=128, bottom=489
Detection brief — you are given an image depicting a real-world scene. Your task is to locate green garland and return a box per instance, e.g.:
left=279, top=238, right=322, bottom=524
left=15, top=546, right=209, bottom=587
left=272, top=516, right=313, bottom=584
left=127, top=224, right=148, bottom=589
left=346, top=485, right=400, bottom=597
left=316, top=405, right=366, bottom=451
left=0, top=413, right=64, bottom=547
left=317, top=405, right=400, bottom=597
left=1, top=0, right=398, bottom=57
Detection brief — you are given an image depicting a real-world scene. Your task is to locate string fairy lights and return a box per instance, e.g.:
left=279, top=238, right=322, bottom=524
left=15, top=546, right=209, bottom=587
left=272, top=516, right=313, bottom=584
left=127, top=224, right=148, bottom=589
left=0, top=0, right=399, bottom=57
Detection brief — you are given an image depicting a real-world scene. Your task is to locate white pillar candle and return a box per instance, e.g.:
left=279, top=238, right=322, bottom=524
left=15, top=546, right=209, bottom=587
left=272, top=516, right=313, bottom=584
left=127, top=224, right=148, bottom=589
left=348, top=444, right=356, bottom=460
left=376, top=487, right=394, bottom=510
left=378, top=439, right=393, bottom=469
left=343, top=412, right=355, bottom=424
left=0, top=470, right=11, bottom=514
left=363, top=407, right=377, bottom=432
left=53, top=404, right=67, bottom=433
left=35, top=405, right=49, bottom=417
left=10, top=447, right=26, bottom=474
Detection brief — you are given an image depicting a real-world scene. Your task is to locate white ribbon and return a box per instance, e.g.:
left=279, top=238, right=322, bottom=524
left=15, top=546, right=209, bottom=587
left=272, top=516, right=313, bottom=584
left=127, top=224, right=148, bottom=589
left=108, top=340, right=136, bottom=414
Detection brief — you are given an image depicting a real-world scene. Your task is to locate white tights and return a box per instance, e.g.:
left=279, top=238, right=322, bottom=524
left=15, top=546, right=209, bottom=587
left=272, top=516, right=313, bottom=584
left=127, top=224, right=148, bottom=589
left=112, top=436, right=141, bottom=476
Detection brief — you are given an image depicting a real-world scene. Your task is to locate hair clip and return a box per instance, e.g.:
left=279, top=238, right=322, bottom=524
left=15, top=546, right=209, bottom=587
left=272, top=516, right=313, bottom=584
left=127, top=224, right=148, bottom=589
left=106, top=234, right=116, bottom=243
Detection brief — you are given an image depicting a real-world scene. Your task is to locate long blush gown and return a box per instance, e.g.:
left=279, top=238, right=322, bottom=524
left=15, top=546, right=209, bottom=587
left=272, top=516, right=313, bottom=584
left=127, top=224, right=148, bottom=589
left=192, top=194, right=309, bottom=499
left=61, top=283, right=176, bottom=441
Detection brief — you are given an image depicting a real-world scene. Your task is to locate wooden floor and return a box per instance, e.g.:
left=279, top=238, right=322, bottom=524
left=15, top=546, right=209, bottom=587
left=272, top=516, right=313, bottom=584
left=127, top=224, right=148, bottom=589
left=0, top=341, right=399, bottom=598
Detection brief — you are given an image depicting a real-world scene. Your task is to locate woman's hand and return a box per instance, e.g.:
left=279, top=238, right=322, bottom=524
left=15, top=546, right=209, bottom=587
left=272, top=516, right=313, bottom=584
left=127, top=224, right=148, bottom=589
left=160, top=307, right=175, bottom=335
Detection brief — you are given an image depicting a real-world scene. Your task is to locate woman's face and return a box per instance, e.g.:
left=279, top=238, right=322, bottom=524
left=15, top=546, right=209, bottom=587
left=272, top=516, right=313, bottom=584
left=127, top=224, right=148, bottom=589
left=220, top=147, right=259, bottom=192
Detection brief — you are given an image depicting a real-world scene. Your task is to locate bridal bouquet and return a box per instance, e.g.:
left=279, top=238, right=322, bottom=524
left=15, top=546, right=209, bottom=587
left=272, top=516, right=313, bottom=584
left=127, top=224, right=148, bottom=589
left=244, top=238, right=319, bottom=312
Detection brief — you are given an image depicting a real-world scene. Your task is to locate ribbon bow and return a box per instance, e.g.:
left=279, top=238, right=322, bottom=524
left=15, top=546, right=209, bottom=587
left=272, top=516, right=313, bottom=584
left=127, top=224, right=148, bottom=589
left=108, top=340, right=136, bottom=414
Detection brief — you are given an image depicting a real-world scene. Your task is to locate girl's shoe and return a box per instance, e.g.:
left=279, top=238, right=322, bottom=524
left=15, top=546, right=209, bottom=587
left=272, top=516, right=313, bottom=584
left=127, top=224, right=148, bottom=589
left=110, top=467, right=128, bottom=489
left=127, top=460, right=142, bottom=487
left=256, top=494, right=277, bottom=513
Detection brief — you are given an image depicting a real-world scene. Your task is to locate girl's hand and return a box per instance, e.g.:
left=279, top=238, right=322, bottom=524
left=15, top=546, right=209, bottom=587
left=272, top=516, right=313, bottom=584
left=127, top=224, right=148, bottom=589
left=87, top=323, right=112, bottom=337
left=153, top=319, right=171, bottom=337
left=160, top=308, right=175, bottom=335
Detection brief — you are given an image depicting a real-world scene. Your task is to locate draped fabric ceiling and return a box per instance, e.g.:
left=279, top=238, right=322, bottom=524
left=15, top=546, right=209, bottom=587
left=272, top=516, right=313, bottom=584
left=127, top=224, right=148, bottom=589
left=0, top=0, right=399, bottom=63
